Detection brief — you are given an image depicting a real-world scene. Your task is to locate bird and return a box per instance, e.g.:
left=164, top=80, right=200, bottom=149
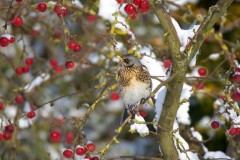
left=117, top=54, right=152, bottom=123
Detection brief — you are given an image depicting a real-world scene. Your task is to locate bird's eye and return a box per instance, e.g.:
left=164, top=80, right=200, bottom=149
left=123, top=58, right=129, bottom=63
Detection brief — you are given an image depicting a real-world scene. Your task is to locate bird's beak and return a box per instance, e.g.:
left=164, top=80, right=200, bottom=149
left=117, top=55, right=123, bottom=62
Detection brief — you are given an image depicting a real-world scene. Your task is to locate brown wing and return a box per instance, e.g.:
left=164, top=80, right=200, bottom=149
left=137, top=65, right=152, bottom=90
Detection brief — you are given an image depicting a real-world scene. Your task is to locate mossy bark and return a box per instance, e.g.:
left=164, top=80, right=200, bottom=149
left=148, top=0, right=233, bottom=159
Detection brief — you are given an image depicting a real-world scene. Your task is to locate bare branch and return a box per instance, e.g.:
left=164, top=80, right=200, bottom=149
left=186, top=0, right=234, bottom=63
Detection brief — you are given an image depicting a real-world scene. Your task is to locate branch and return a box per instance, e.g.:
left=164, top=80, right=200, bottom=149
left=149, top=1, right=233, bottom=160
left=148, top=0, right=182, bottom=62
left=186, top=0, right=234, bottom=63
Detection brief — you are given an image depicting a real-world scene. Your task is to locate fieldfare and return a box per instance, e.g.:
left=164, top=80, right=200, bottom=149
left=117, top=54, right=152, bottom=123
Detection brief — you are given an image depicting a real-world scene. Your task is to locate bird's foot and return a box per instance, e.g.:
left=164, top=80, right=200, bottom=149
left=140, top=98, right=146, bottom=104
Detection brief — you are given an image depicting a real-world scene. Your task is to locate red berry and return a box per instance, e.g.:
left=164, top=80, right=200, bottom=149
left=124, top=3, right=136, bottom=15
left=140, top=0, right=149, bottom=9
left=65, top=61, right=75, bottom=69
left=73, top=44, right=81, bottom=52
left=37, top=2, right=47, bottom=12
left=198, top=67, right=207, bottom=76
left=86, top=143, right=96, bottom=152
left=163, top=59, right=172, bottom=68
left=231, top=92, right=240, bottom=101
left=3, top=132, right=11, bottom=140
left=5, top=125, right=14, bottom=133
left=25, top=58, right=33, bottom=66
left=60, top=7, right=67, bottom=16
left=141, top=4, right=150, bottom=13
left=133, top=0, right=141, bottom=7
left=54, top=5, right=61, bottom=15
left=0, top=37, right=9, bottom=47
left=12, top=16, right=23, bottom=26
left=16, top=0, right=22, bottom=2
left=9, top=36, right=15, bottom=43
left=211, top=121, right=219, bottom=129
left=116, top=0, right=126, bottom=4
left=65, top=132, right=74, bottom=143
left=22, top=65, right=29, bottom=73
left=16, top=67, right=23, bottom=75
left=229, top=128, right=238, bottom=136
left=54, top=66, right=63, bottom=73
left=0, top=132, right=4, bottom=141
left=54, top=32, right=61, bottom=38
left=27, top=111, right=36, bottom=119
left=15, top=95, right=24, bottom=104
left=0, top=102, right=3, bottom=110
left=232, top=74, right=240, bottom=82
left=197, top=83, right=204, bottom=90
left=84, top=154, right=91, bottom=159
left=75, top=147, right=87, bottom=155
left=139, top=109, right=147, bottom=117
left=31, top=30, right=39, bottom=36
left=110, top=92, right=119, bottom=101
left=220, top=95, right=226, bottom=101
left=92, top=156, right=100, bottom=160
left=87, top=14, right=97, bottom=22
left=63, top=149, right=73, bottom=158
left=236, top=128, right=240, bottom=135
left=68, top=41, right=77, bottom=50
left=50, top=130, right=61, bottom=143
left=49, top=58, right=58, bottom=67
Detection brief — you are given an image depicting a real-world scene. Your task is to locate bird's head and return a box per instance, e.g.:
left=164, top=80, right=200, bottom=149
left=117, top=54, right=142, bottom=67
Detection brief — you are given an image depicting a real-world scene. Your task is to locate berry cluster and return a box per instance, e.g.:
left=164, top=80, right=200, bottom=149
left=49, top=129, right=98, bottom=159
left=54, top=5, right=68, bottom=17
left=63, top=142, right=98, bottom=159
left=15, top=57, right=34, bottom=75
left=0, top=34, right=15, bottom=47
left=124, top=0, right=150, bottom=18
left=68, top=41, right=81, bottom=52
left=0, top=124, right=14, bottom=141
left=228, top=127, right=240, bottom=136
left=49, top=58, right=63, bottom=73
left=15, top=95, right=36, bottom=118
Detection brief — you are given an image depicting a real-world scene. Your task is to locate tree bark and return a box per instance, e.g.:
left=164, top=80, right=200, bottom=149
left=148, top=0, right=234, bottom=159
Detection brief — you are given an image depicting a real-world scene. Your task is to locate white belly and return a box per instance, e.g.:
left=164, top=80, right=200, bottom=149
left=122, top=78, right=151, bottom=106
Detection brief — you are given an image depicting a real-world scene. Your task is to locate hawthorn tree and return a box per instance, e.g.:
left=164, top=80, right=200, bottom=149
left=0, top=0, right=240, bottom=160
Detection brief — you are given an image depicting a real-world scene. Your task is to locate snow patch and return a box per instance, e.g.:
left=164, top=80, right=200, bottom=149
left=24, top=73, right=50, bottom=92
left=130, top=114, right=149, bottom=136
left=204, top=151, right=231, bottom=159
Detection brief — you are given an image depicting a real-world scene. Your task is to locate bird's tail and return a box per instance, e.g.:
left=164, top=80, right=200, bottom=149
left=120, top=104, right=137, bottom=124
